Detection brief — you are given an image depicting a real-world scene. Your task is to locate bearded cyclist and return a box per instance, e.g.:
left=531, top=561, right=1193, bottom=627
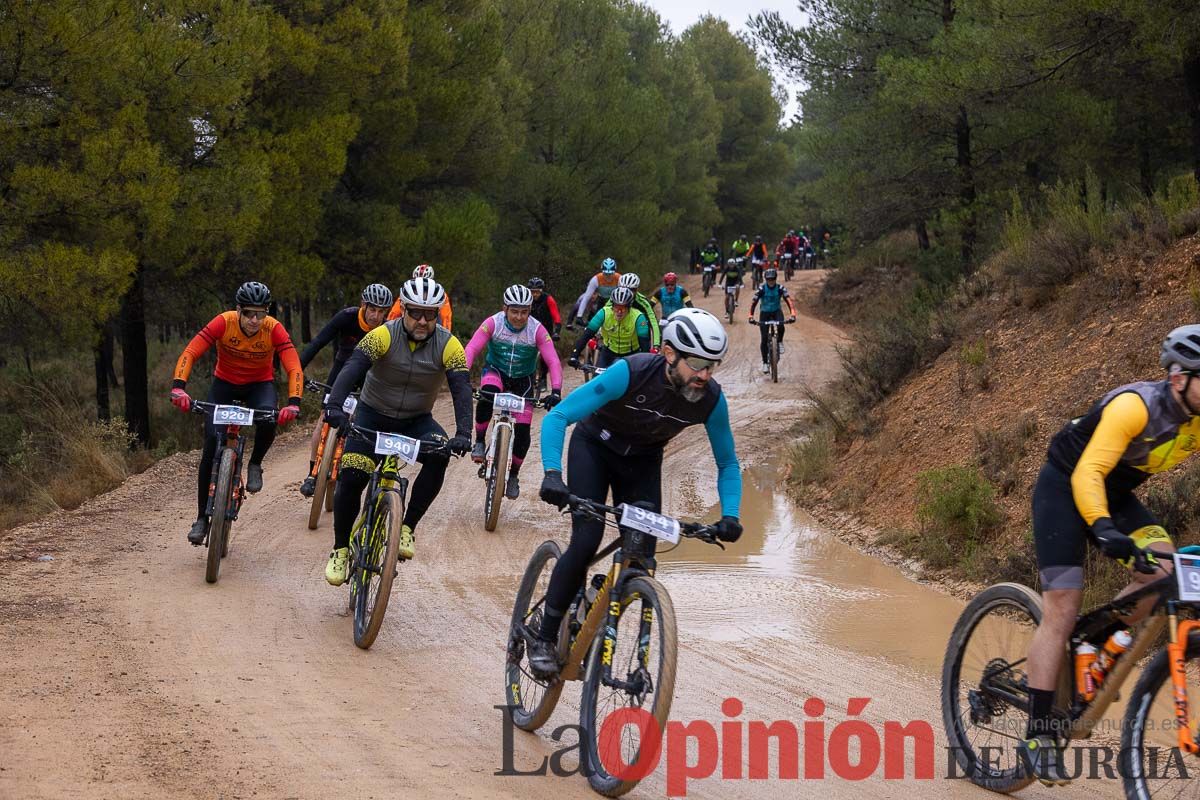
left=321, top=277, right=473, bottom=585
left=609, top=273, right=660, bottom=349
left=526, top=308, right=743, bottom=678
left=649, top=272, right=693, bottom=319
left=463, top=285, right=564, bottom=499
left=389, top=264, right=453, bottom=331
left=1019, top=326, right=1200, bottom=784
left=569, top=286, right=649, bottom=370
left=298, top=283, right=392, bottom=496
left=748, top=268, right=797, bottom=373
left=575, top=257, right=621, bottom=326
left=171, top=281, right=303, bottom=545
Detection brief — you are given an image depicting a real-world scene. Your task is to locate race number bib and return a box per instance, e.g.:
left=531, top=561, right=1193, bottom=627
left=374, top=432, right=420, bottom=465
left=342, top=395, right=358, bottom=415
left=494, top=393, right=526, bottom=414
left=213, top=405, right=254, bottom=426
left=1176, top=553, right=1200, bottom=601
left=620, top=504, right=680, bottom=544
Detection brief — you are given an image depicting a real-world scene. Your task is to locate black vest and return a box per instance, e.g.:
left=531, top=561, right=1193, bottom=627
left=578, top=354, right=721, bottom=455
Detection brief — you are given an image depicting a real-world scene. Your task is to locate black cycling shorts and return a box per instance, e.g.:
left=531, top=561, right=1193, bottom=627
left=1031, top=461, right=1157, bottom=590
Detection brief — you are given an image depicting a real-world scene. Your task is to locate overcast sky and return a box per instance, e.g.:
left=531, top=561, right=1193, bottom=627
left=645, top=1, right=807, bottom=120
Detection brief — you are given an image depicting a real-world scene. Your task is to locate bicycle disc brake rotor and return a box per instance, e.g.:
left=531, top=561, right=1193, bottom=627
left=967, top=657, right=1019, bottom=724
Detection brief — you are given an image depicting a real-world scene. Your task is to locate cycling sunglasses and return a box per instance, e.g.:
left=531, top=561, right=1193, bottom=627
left=681, top=355, right=720, bottom=372
left=406, top=307, right=439, bottom=322
left=239, top=308, right=269, bottom=320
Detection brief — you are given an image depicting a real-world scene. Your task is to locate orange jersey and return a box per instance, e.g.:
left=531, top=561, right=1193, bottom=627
left=173, top=311, right=304, bottom=399
left=387, top=297, right=453, bottom=331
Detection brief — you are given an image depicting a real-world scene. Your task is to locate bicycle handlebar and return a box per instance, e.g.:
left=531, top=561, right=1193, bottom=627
left=470, top=389, right=555, bottom=408
left=344, top=424, right=455, bottom=456
left=563, top=494, right=724, bottom=547
left=189, top=400, right=278, bottom=423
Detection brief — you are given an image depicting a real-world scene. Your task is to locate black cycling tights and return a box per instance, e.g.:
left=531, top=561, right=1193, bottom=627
left=539, top=431, right=663, bottom=637
left=197, top=378, right=277, bottom=517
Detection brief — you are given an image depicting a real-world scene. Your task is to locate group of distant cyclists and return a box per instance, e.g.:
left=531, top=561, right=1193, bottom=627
left=167, top=261, right=741, bottom=598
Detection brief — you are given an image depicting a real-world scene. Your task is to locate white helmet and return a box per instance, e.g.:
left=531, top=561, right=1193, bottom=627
left=399, top=277, right=446, bottom=309
left=610, top=286, right=635, bottom=307
left=618, top=272, right=640, bottom=290
left=503, top=284, right=533, bottom=307
left=412, top=264, right=435, bottom=279
left=361, top=283, right=393, bottom=308
left=662, top=308, right=728, bottom=361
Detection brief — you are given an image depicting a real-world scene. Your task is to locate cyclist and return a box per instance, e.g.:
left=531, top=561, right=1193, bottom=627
left=526, top=308, right=744, bottom=678
left=748, top=268, right=797, bottom=373
left=610, top=273, right=660, bottom=350
left=388, top=264, right=453, bottom=331
left=464, top=285, right=564, bottom=499
left=575, top=257, right=621, bottom=326
left=320, top=277, right=473, bottom=585
left=569, top=286, right=649, bottom=370
left=697, top=238, right=722, bottom=271
left=776, top=230, right=801, bottom=271
left=1021, top=326, right=1199, bottom=783
left=720, top=257, right=744, bottom=308
left=528, top=277, right=562, bottom=394
left=747, top=235, right=770, bottom=286
left=649, top=272, right=693, bottom=319
left=170, top=281, right=303, bottom=545
left=729, top=234, right=750, bottom=261
left=298, top=283, right=393, bottom=497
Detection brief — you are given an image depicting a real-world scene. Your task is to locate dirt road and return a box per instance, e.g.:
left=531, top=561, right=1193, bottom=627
left=0, top=273, right=1117, bottom=799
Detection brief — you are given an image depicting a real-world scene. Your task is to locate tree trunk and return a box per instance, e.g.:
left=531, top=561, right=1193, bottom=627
left=955, top=104, right=977, bottom=269
left=95, top=325, right=115, bottom=421
left=300, top=296, right=312, bottom=343
left=915, top=220, right=931, bottom=251
left=1184, top=45, right=1200, bottom=187
left=120, top=266, right=151, bottom=447
left=1137, top=116, right=1154, bottom=197
left=282, top=299, right=293, bottom=333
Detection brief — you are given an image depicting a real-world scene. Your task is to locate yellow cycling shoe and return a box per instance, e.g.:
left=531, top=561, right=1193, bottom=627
left=397, top=525, right=415, bottom=561
left=325, top=547, right=350, bottom=586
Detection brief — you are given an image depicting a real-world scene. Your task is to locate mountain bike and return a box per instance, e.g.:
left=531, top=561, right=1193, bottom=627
left=504, top=496, right=724, bottom=797
left=190, top=401, right=278, bottom=584
left=581, top=337, right=599, bottom=383
left=341, top=424, right=452, bottom=649
left=941, top=543, right=1200, bottom=796
left=303, top=379, right=360, bottom=530
left=781, top=252, right=795, bottom=281
left=701, top=265, right=715, bottom=297
left=749, top=317, right=795, bottom=383
left=750, top=257, right=766, bottom=291
left=723, top=283, right=739, bottom=324
left=474, top=389, right=551, bottom=531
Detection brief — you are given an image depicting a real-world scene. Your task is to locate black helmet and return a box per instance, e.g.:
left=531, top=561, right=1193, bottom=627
left=707, top=237, right=717, bottom=246
left=740, top=233, right=748, bottom=240
left=527, top=277, right=546, bottom=290
left=235, top=281, right=271, bottom=307
left=754, top=234, right=763, bottom=242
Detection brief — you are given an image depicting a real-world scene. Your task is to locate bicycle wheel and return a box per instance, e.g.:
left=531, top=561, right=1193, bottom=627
left=505, top=540, right=567, bottom=731
left=769, top=335, right=778, bottom=383
left=484, top=423, right=511, bottom=532
left=583, top=348, right=596, bottom=383
left=725, top=292, right=733, bottom=323
left=205, top=448, right=236, bottom=584
left=580, top=575, right=677, bottom=797
left=308, top=425, right=338, bottom=530
left=352, top=488, right=404, bottom=649
left=1121, top=629, right=1200, bottom=799
left=941, top=582, right=1042, bottom=793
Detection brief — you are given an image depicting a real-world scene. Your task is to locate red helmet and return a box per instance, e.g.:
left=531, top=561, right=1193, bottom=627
left=664, top=272, right=677, bottom=285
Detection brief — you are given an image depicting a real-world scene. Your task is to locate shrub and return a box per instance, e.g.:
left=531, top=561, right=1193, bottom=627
left=786, top=427, right=834, bottom=488
left=958, top=340, right=989, bottom=393
left=974, top=413, right=1037, bottom=495
left=915, top=465, right=1002, bottom=542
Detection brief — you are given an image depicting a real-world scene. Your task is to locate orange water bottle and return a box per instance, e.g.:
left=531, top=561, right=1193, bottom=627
left=1075, top=643, right=1098, bottom=701
left=1088, top=629, right=1133, bottom=689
